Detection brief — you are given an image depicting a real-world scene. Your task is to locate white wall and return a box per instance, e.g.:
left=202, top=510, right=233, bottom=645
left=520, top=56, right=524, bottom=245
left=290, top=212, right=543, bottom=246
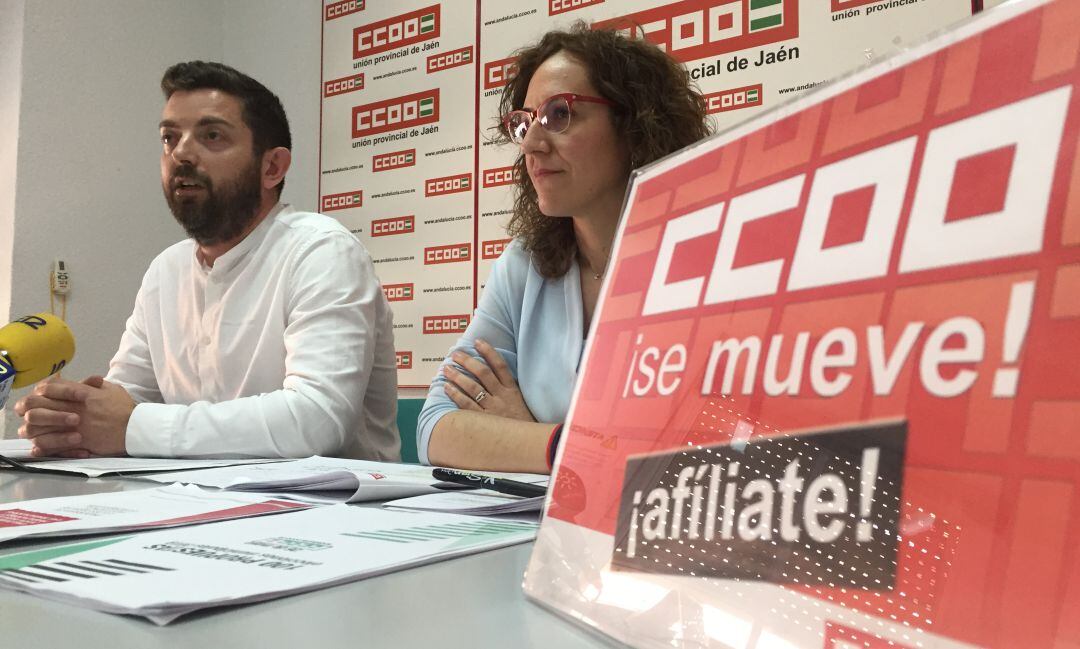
left=2, top=1, right=323, bottom=436
left=0, top=0, right=25, bottom=328
left=222, top=2, right=322, bottom=212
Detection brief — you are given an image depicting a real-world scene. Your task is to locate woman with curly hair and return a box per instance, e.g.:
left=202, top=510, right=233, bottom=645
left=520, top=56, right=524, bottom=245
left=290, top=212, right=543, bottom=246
left=417, top=24, right=710, bottom=473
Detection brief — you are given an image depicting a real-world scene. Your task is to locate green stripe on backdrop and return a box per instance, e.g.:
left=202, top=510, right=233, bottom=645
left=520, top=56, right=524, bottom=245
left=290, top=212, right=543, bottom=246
left=750, top=14, right=783, bottom=30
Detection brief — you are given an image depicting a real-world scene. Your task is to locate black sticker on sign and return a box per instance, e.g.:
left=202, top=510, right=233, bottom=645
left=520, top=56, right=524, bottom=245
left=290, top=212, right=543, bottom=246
left=611, top=420, right=906, bottom=590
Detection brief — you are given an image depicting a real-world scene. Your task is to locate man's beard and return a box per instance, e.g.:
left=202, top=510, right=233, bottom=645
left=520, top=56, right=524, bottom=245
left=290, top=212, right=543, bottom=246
left=163, top=158, right=263, bottom=245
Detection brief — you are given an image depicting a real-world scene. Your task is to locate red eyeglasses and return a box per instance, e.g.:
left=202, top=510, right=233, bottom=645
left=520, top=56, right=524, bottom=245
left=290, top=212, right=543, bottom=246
left=502, top=93, right=614, bottom=144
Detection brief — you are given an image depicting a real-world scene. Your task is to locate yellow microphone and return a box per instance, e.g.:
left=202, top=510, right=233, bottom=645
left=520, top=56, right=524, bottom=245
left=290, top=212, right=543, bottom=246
left=0, top=314, right=76, bottom=407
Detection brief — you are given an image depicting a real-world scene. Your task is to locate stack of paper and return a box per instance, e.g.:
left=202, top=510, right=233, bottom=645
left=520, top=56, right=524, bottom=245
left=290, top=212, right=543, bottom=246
left=383, top=491, right=544, bottom=515
left=0, top=439, right=284, bottom=477
left=140, top=456, right=549, bottom=503
left=0, top=438, right=50, bottom=461
left=0, top=505, right=538, bottom=624
left=0, top=484, right=311, bottom=543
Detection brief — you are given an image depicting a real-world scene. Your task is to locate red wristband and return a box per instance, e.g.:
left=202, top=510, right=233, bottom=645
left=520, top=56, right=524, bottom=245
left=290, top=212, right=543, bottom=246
left=546, top=423, right=564, bottom=471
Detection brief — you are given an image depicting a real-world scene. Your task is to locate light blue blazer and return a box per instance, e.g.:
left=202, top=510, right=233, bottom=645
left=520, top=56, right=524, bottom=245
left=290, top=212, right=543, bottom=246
left=416, top=241, right=585, bottom=464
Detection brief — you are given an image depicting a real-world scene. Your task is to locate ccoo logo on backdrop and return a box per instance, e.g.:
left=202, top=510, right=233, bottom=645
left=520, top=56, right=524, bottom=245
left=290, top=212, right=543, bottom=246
left=428, top=46, right=473, bottom=73
left=704, top=84, right=763, bottom=114
left=354, top=5, right=440, bottom=59
left=371, top=215, right=415, bottom=237
left=383, top=282, right=414, bottom=302
left=484, top=57, right=517, bottom=90
left=831, top=0, right=881, bottom=10
left=593, top=0, right=798, bottom=63
left=353, top=89, right=439, bottom=138
left=324, top=73, right=364, bottom=98
left=325, top=0, right=364, bottom=21
left=373, top=149, right=416, bottom=172
left=425, top=173, right=471, bottom=197
left=322, top=190, right=363, bottom=212
left=482, top=238, right=512, bottom=260
left=423, top=314, right=471, bottom=335
left=550, top=0, right=604, bottom=15
left=483, top=166, right=516, bottom=188
left=424, top=243, right=471, bottom=265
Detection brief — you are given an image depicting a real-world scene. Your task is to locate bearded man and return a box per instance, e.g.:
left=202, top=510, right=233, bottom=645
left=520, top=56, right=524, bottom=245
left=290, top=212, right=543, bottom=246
left=15, top=61, right=400, bottom=461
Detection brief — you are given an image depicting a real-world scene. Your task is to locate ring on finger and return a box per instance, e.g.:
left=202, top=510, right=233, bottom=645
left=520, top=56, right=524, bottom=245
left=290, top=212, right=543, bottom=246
left=474, top=390, right=488, bottom=404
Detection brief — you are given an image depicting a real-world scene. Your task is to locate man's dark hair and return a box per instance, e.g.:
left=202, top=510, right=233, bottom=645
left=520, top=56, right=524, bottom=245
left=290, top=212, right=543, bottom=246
left=161, top=61, right=291, bottom=195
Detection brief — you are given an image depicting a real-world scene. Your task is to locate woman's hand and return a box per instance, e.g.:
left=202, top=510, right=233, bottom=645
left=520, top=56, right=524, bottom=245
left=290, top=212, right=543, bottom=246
left=442, top=339, right=536, bottom=422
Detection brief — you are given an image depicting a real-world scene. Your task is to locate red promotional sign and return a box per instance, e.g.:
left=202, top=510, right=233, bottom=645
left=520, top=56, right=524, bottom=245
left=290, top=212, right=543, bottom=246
left=395, top=351, right=413, bottom=370
left=824, top=621, right=913, bottom=649
left=530, top=2, right=1080, bottom=648
left=592, top=0, right=799, bottom=64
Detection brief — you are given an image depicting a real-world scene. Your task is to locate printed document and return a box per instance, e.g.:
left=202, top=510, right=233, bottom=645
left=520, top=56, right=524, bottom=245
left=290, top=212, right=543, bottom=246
left=0, top=505, right=538, bottom=624
left=0, top=484, right=311, bottom=543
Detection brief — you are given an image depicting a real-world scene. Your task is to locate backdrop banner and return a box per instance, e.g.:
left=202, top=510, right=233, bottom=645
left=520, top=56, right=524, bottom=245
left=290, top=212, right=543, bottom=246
left=320, top=0, right=975, bottom=387
left=525, top=0, right=1080, bottom=647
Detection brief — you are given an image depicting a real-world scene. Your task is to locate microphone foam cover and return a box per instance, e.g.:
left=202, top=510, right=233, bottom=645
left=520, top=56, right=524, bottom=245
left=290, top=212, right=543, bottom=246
left=0, top=313, right=76, bottom=388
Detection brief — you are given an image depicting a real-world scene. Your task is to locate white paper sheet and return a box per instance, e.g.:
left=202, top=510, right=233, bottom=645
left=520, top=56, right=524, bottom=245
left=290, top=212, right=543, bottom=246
left=0, top=439, right=45, bottom=461
left=0, top=440, right=284, bottom=477
left=0, top=484, right=312, bottom=543
left=139, top=456, right=549, bottom=503
left=383, top=491, right=544, bottom=515
left=0, top=505, right=538, bottom=624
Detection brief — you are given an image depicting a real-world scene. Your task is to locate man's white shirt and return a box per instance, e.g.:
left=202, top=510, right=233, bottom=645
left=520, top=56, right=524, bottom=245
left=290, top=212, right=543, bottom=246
left=107, top=204, right=400, bottom=460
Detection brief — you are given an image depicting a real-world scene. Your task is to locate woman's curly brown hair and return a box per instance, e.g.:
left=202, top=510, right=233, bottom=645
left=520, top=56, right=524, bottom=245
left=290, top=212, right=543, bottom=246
left=497, top=23, right=710, bottom=278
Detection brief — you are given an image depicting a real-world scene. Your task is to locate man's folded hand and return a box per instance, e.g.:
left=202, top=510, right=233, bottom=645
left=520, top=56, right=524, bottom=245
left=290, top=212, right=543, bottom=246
left=15, top=376, right=134, bottom=457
